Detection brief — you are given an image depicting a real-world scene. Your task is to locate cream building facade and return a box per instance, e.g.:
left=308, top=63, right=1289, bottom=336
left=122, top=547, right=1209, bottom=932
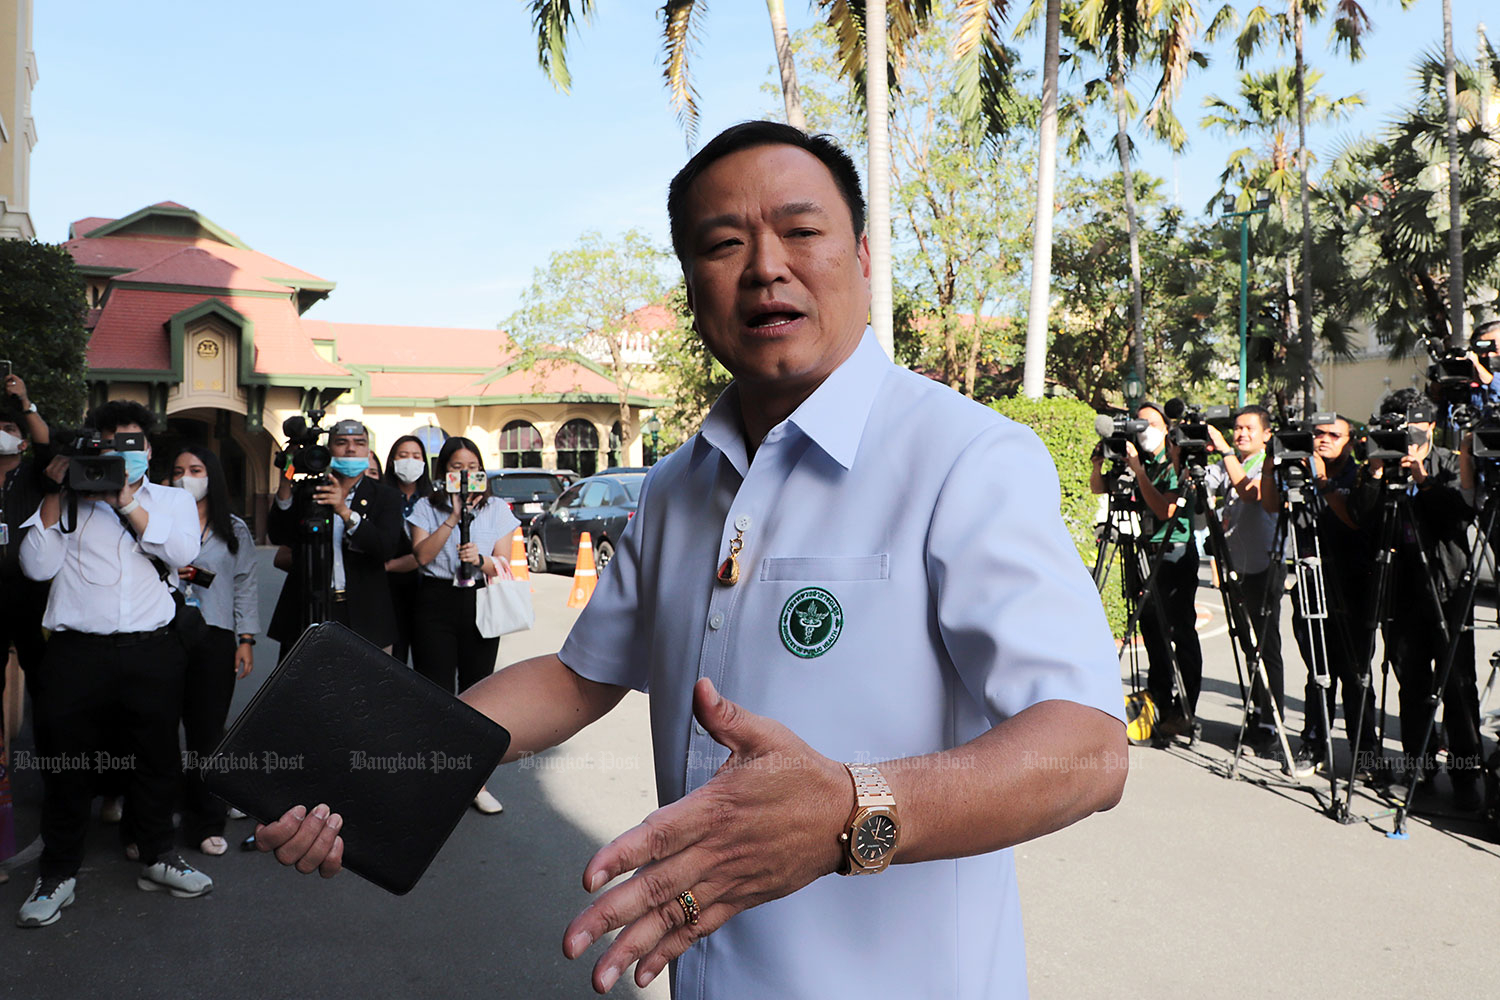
left=0, top=0, right=36, bottom=239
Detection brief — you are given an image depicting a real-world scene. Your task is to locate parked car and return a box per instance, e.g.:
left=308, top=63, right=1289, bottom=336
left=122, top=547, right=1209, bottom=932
left=526, top=472, right=644, bottom=574
left=486, top=470, right=568, bottom=530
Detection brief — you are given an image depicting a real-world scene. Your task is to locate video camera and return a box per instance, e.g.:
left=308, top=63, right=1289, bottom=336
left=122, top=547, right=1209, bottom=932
left=1170, top=404, right=1232, bottom=472
left=1271, top=411, right=1339, bottom=463
left=275, top=410, right=332, bottom=478
left=1093, top=414, right=1148, bottom=464
left=1469, top=404, right=1500, bottom=462
left=59, top=429, right=146, bottom=493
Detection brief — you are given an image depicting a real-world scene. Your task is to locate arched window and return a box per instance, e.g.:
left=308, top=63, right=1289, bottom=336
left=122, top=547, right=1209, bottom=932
left=499, top=420, right=543, bottom=468
left=555, top=419, right=599, bottom=477
left=608, top=421, right=624, bottom=469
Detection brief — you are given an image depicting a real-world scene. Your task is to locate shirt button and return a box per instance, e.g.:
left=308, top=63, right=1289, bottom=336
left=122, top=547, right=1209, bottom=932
left=734, top=515, right=751, bottom=531
left=709, top=612, right=724, bottom=630
left=694, top=719, right=708, bottom=737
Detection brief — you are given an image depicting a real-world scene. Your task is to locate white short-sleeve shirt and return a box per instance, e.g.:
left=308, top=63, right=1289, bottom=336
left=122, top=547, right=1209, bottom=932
left=560, top=330, right=1125, bottom=1000
left=406, top=495, right=520, bottom=580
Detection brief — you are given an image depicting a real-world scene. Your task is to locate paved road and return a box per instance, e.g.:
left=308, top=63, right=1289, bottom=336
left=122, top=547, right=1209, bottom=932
left=3, top=551, right=1498, bottom=998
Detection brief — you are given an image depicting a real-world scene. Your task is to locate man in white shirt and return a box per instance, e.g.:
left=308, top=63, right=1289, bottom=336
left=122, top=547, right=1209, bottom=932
left=16, top=400, right=212, bottom=928
left=1205, top=406, right=1287, bottom=757
left=258, top=122, right=1128, bottom=998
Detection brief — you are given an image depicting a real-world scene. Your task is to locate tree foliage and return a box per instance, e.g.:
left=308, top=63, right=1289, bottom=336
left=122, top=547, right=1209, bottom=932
left=503, top=229, right=673, bottom=444
left=0, top=241, right=90, bottom=426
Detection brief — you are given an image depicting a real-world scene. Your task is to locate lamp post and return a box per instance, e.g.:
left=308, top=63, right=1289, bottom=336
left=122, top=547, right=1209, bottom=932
left=1123, top=367, right=1144, bottom=415
left=643, top=414, right=662, bottom=466
left=1223, top=195, right=1271, bottom=409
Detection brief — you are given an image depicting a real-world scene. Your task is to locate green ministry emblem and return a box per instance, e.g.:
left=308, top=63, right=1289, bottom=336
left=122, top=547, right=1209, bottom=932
left=779, top=588, right=844, bottom=658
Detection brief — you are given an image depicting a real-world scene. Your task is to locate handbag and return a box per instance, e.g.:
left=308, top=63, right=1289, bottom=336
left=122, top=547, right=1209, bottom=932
left=475, top=578, right=534, bottom=638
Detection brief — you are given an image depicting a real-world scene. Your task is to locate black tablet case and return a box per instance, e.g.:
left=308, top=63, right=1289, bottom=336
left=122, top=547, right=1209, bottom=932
left=203, top=621, right=511, bottom=895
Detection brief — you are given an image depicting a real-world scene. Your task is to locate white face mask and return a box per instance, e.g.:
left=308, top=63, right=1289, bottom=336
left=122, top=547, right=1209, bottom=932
left=392, top=457, right=426, bottom=484
left=173, top=475, right=210, bottom=502
left=0, top=430, right=21, bottom=455
left=1138, top=425, right=1166, bottom=455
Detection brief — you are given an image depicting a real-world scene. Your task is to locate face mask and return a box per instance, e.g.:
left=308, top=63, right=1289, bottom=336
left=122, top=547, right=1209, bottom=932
left=173, top=475, right=210, bottom=502
left=122, top=450, right=150, bottom=484
left=331, top=456, right=369, bottom=479
left=392, top=457, right=426, bottom=483
left=1138, top=426, right=1166, bottom=454
left=0, top=430, right=22, bottom=455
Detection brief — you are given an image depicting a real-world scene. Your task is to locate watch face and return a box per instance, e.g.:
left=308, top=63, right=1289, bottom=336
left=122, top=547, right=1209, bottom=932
left=854, top=814, right=896, bottom=865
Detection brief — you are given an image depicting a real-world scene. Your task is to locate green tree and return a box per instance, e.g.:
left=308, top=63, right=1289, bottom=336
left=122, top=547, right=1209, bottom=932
left=651, top=282, right=732, bottom=447
left=1318, top=43, right=1500, bottom=357
left=503, top=229, right=673, bottom=448
left=0, top=241, right=90, bottom=425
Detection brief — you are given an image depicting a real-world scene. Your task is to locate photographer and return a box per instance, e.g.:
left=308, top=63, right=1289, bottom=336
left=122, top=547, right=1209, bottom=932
left=17, top=400, right=210, bottom=928
left=266, top=419, right=404, bottom=654
left=1261, top=415, right=1379, bottom=774
left=1204, top=406, right=1286, bottom=756
left=1091, top=401, right=1202, bottom=735
left=381, top=434, right=432, bottom=664
left=0, top=373, right=52, bottom=708
left=1352, top=389, right=1482, bottom=806
left=1465, top=319, right=1500, bottom=410
left=169, top=446, right=260, bottom=856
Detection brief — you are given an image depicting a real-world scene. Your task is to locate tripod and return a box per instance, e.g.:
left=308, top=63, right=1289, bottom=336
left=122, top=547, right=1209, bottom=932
left=1390, top=480, right=1500, bottom=836
left=290, top=474, right=335, bottom=635
left=1093, top=467, right=1197, bottom=742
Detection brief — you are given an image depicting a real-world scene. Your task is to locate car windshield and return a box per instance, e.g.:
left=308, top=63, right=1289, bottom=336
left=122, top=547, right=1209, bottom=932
left=492, top=474, right=558, bottom=497
left=620, top=477, right=643, bottom=501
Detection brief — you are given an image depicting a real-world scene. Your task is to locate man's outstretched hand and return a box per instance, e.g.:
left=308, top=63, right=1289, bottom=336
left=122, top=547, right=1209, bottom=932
left=562, top=678, right=853, bottom=993
left=254, top=803, right=345, bottom=877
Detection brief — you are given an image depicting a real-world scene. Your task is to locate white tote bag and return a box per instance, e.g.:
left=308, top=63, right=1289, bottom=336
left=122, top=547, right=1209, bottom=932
left=475, top=578, right=535, bottom=638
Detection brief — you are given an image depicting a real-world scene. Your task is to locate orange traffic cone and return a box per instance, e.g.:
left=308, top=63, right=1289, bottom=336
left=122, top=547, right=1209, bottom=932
left=509, top=529, right=530, bottom=583
left=567, top=532, right=597, bottom=609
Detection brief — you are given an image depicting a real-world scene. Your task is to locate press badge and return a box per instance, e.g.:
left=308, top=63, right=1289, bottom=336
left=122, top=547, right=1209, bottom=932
left=0, top=523, right=9, bottom=546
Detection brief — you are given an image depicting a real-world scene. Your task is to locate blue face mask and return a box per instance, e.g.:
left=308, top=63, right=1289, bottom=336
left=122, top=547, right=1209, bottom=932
left=121, top=450, right=150, bottom=484
left=331, top=456, right=369, bottom=479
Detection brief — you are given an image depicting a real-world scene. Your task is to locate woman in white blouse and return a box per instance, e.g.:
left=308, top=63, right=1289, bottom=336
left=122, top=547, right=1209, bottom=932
left=408, top=436, right=518, bottom=814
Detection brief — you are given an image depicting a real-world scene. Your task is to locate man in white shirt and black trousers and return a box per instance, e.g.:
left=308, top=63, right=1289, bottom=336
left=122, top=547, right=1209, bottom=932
left=15, top=400, right=212, bottom=928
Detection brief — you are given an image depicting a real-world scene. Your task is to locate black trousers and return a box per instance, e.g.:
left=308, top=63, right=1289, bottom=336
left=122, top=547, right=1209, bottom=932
left=34, top=628, right=186, bottom=879
left=1238, top=563, right=1287, bottom=729
left=388, top=569, right=420, bottom=665
left=180, top=626, right=238, bottom=843
left=0, top=577, right=48, bottom=711
left=1134, top=545, right=1203, bottom=715
left=1384, top=601, right=1482, bottom=779
left=411, top=577, right=501, bottom=696
left=1293, top=581, right=1379, bottom=753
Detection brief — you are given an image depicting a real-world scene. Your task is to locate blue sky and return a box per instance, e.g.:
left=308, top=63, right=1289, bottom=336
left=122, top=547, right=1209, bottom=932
left=31, top=1, right=1491, bottom=332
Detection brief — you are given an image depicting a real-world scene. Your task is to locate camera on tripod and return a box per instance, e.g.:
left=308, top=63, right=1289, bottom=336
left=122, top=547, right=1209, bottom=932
left=275, top=410, right=333, bottom=479
left=59, top=429, right=146, bottom=493
left=1271, top=411, right=1338, bottom=463
left=1468, top=405, right=1500, bottom=461
left=1093, top=414, right=1148, bottom=465
left=1170, top=404, right=1232, bottom=472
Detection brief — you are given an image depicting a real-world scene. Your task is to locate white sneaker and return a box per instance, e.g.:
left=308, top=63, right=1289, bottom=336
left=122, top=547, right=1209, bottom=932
left=138, top=855, right=213, bottom=898
left=17, top=877, right=76, bottom=928
left=472, top=789, right=504, bottom=815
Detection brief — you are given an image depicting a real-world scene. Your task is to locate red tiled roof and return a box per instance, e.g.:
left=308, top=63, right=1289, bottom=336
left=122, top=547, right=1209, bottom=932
left=66, top=234, right=330, bottom=288
left=153, top=200, right=190, bottom=209
left=303, top=321, right=513, bottom=369
left=368, top=372, right=485, bottom=398
left=472, top=358, right=633, bottom=398
left=87, top=287, right=350, bottom=377
left=115, top=247, right=290, bottom=293
left=70, top=217, right=115, bottom=238
left=623, top=303, right=678, bottom=332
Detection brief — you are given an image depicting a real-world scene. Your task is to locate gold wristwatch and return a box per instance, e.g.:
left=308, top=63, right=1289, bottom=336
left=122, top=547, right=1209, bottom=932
left=837, top=763, right=899, bottom=875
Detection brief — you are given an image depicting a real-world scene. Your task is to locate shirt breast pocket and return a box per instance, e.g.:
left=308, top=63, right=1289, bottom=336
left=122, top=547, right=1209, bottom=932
left=758, top=554, right=890, bottom=582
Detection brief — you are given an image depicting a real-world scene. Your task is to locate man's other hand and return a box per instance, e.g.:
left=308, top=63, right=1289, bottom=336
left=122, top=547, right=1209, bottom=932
left=254, top=804, right=345, bottom=877
left=562, top=678, right=851, bottom=993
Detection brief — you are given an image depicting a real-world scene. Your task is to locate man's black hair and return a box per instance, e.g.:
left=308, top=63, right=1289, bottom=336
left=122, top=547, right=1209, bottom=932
left=85, top=399, right=156, bottom=436
left=1379, top=386, right=1437, bottom=421
left=666, top=120, right=866, bottom=266
left=0, top=398, right=27, bottom=436
left=1236, top=404, right=1272, bottom=430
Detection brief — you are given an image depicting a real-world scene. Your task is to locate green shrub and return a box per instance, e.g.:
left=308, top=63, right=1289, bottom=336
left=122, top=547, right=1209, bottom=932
left=0, top=241, right=90, bottom=425
left=989, top=395, right=1127, bottom=638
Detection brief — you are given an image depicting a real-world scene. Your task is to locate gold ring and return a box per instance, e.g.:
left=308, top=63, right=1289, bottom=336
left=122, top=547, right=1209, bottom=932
left=676, top=889, right=700, bottom=926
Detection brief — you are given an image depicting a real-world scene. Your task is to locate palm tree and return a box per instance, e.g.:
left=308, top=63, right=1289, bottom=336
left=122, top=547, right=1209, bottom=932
left=1068, top=0, right=1229, bottom=393
left=1441, top=0, right=1463, bottom=346
left=1202, top=66, right=1361, bottom=381
left=1233, top=0, right=1372, bottom=410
